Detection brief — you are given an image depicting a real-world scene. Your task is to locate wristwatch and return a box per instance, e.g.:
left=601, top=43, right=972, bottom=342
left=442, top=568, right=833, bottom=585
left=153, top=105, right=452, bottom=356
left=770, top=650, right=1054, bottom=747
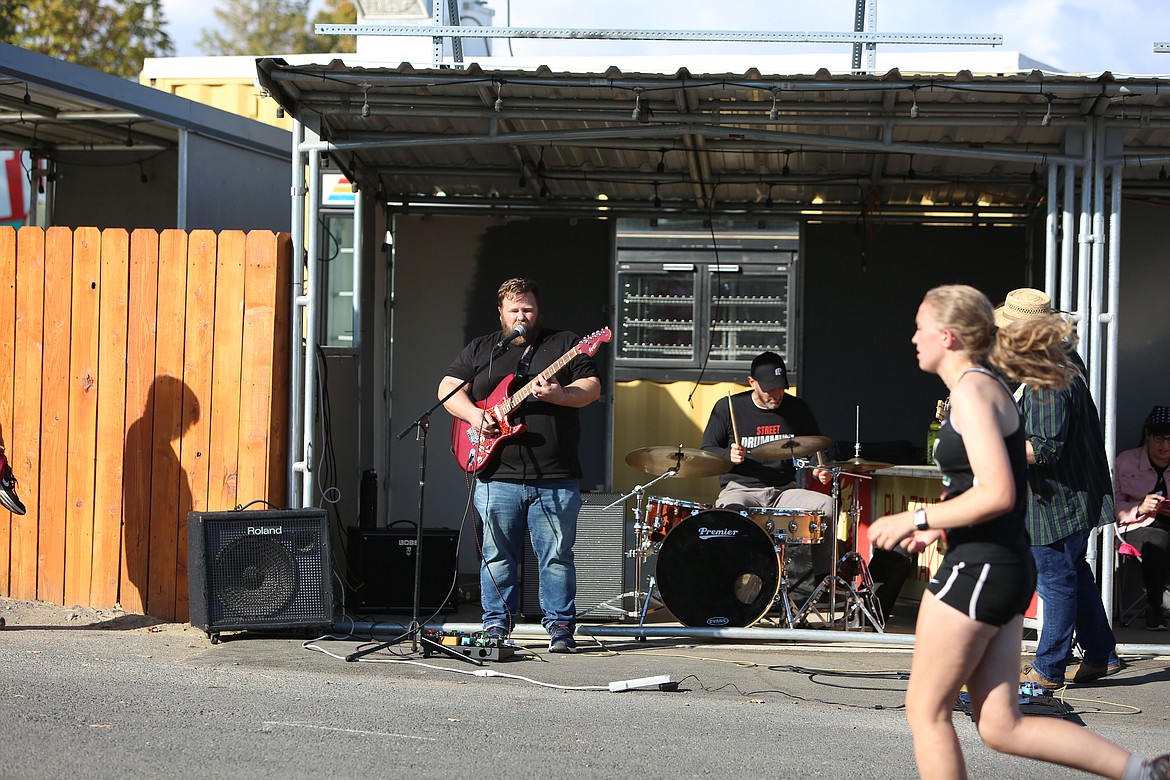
left=914, top=508, right=930, bottom=531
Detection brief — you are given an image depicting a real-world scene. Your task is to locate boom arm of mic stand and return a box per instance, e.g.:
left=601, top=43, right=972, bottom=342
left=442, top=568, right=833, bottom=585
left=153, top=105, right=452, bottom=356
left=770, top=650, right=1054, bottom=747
left=399, top=340, right=518, bottom=441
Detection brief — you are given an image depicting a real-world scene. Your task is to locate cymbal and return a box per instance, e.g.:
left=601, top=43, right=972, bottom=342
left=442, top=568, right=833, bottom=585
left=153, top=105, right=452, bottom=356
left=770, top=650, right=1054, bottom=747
left=825, top=457, right=894, bottom=474
left=624, top=446, right=732, bottom=478
left=750, top=435, right=833, bottom=460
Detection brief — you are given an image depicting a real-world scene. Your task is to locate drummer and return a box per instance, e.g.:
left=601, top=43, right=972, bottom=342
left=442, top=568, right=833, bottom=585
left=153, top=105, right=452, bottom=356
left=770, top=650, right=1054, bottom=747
left=700, top=351, right=835, bottom=571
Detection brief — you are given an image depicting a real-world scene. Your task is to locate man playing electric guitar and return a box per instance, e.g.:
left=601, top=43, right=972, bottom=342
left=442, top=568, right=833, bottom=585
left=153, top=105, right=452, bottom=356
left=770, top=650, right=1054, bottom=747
left=438, top=277, right=601, bottom=654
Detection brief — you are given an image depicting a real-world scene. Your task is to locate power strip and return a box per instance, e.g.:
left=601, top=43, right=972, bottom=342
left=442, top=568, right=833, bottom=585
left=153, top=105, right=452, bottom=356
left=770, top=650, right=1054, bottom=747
left=608, top=675, right=674, bottom=692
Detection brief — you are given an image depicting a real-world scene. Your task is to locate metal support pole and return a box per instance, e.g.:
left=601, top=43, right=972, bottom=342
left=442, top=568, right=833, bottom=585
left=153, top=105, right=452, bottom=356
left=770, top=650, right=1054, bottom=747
left=300, top=137, right=322, bottom=507
left=289, top=121, right=307, bottom=508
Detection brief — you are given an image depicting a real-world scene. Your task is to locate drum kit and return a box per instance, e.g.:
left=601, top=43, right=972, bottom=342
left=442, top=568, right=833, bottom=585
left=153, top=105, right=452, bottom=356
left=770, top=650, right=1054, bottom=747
left=610, top=437, right=893, bottom=634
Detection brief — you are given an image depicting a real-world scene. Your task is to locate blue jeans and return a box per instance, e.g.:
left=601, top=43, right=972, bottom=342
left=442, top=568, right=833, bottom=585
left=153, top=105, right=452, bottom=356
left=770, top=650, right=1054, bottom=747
left=1031, top=528, right=1119, bottom=683
left=474, top=479, right=580, bottom=632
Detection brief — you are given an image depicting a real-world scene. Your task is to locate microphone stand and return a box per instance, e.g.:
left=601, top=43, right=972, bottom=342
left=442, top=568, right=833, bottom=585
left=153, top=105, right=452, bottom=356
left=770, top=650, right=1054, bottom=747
left=347, top=336, right=519, bottom=663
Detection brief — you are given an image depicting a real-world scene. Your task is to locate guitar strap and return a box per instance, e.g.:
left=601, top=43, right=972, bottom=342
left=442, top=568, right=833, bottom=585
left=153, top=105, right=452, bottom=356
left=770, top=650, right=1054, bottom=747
left=514, top=342, right=537, bottom=381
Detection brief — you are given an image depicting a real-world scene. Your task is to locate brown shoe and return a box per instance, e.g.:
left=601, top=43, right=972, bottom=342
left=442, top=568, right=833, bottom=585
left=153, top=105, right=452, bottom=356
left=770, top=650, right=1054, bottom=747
left=1071, top=658, right=1124, bottom=683
left=1020, top=663, right=1062, bottom=690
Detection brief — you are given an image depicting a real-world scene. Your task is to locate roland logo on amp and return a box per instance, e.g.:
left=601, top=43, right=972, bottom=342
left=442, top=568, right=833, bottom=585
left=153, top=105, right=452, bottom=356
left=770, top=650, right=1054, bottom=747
left=246, top=525, right=283, bottom=536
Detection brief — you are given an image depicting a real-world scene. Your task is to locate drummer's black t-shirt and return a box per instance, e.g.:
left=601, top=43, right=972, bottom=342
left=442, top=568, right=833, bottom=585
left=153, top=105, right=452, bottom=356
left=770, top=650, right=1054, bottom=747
left=446, top=327, right=600, bottom=481
left=700, top=390, right=823, bottom=489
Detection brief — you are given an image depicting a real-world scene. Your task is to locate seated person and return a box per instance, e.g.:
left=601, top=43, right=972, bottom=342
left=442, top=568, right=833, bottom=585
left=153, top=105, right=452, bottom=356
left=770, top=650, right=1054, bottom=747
left=700, top=352, right=834, bottom=578
left=1114, top=405, right=1170, bottom=631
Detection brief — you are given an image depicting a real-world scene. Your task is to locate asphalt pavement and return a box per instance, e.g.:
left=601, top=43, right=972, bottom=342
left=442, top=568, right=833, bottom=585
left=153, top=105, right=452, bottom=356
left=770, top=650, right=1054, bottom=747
left=2, top=597, right=1169, bottom=779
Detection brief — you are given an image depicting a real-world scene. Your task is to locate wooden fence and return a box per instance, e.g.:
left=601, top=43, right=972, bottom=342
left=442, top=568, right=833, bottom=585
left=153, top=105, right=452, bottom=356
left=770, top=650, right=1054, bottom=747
left=0, top=227, right=291, bottom=622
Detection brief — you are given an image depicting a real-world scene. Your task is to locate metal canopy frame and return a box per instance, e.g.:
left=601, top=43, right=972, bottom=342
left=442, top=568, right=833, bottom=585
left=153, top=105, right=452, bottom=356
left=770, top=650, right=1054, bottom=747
left=258, top=44, right=1170, bottom=623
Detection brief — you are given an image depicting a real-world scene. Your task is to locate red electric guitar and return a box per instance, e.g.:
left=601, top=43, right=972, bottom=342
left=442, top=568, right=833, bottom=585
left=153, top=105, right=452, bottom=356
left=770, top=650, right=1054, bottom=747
left=451, top=327, right=611, bottom=473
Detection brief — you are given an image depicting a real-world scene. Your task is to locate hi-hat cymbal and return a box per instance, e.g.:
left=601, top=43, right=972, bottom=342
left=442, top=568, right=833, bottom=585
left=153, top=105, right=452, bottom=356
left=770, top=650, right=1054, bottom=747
left=624, top=446, right=732, bottom=479
left=825, top=457, right=894, bottom=474
left=750, top=435, right=833, bottom=460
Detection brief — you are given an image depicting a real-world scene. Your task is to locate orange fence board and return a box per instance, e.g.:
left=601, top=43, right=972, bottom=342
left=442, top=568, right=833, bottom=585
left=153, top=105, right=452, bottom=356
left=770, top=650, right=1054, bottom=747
left=11, top=228, right=45, bottom=599
left=37, top=227, right=72, bottom=605
left=64, top=227, right=101, bottom=606
left=0, top=227, right=16, bottom=592
left=146, top=230, right=188, bottom=621
left=238, top=232, right=280, bottom=506
left=175, top=230, right=217, bottom=620
left=267, top=232, right=291, bottom=503
left=120, top=230, right=160, bottom=615
left=207, top=231, right=245, bottom=513
left=91, top=229, right=129, bottom=609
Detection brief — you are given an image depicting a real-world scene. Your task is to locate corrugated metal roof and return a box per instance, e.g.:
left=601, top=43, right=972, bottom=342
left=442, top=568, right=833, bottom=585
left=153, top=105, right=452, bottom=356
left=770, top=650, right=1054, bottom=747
left=0, top=43, right=290, bottom=160
left=256, top=57, right=1170, bottom=221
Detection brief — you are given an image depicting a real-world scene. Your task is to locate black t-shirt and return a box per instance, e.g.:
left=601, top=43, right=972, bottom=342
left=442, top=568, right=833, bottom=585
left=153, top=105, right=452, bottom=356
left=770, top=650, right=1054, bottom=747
left=446, top=327, right=600, bottom=481
left=700, top=390, right=823, bottom=489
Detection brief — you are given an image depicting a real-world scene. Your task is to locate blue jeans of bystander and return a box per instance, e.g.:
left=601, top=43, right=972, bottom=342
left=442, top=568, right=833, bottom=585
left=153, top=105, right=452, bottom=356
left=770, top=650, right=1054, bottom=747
left=1031, top=528, right=1119, bottom=683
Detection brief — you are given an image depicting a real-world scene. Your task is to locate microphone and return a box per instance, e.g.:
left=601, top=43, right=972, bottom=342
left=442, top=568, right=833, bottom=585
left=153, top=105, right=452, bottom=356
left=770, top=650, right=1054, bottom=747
left=494, top=323, right=527, bottom=350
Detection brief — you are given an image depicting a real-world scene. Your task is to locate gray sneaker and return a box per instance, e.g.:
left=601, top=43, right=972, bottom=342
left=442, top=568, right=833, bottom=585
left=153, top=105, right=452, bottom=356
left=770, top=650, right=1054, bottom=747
left=548, top=622, right=577, bottom=653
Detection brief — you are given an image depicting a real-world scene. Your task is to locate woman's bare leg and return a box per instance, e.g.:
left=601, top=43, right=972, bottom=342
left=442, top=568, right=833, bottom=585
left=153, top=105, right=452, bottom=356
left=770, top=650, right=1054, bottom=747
left=966, top=615, right=1130, bottom=778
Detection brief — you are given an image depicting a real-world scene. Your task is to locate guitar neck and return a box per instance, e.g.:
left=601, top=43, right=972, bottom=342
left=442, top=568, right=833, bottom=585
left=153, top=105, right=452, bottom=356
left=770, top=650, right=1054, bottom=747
left=498, top=346, right=581, bottom=415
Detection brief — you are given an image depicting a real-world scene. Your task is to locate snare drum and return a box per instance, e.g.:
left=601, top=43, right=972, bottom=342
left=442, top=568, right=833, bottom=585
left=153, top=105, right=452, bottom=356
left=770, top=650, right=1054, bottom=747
left=644, top=496, right=708, bottom=543
left=747, top=507, right=828, bottom=545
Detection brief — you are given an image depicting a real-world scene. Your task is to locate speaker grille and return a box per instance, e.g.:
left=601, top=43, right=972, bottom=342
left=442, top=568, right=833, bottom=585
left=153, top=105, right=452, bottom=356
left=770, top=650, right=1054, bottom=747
left=189, top=509, right=333, bottom=633
left=522, top=493, right=630, bottom=622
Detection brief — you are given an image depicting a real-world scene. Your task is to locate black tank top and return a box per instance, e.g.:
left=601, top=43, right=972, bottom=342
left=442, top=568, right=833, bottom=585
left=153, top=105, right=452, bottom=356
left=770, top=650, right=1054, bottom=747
left=933, top=367, right=1030, bottom=556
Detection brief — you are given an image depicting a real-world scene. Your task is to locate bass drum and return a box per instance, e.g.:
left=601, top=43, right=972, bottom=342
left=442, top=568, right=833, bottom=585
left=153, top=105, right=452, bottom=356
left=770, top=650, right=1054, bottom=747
left=655, top=510, right=780, bottom=628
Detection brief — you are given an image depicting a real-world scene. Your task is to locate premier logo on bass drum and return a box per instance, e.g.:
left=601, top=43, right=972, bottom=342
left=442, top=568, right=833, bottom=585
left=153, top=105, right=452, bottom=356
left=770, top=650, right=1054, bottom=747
left=698, top=527, right=738, bottom=540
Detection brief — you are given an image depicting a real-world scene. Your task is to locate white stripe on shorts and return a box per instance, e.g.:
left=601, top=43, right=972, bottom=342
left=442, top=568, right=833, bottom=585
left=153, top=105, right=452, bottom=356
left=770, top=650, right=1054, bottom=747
left=968, top=563, right=992, bottom=620
left=933, top=560, right=964, bottom=602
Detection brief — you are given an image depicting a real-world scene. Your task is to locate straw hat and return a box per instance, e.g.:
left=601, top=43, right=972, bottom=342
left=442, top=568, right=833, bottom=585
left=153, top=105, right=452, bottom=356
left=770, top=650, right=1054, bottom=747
left=993, top=288, right=1052, bottom=327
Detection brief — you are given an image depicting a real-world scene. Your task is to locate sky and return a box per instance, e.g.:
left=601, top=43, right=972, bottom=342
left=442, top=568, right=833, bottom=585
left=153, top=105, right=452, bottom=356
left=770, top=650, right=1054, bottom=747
left=157, top=0, right=1170, bottom=76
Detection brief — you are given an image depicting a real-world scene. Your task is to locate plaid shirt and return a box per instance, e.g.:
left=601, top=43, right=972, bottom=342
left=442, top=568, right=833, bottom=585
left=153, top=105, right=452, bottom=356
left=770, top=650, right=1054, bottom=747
left=1019, top=365, right=1115, bottom=546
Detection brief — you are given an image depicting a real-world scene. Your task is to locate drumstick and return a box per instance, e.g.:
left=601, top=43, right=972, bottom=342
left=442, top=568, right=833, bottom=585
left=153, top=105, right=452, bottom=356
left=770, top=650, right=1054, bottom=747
left=727, top=391, right=741, bottom=448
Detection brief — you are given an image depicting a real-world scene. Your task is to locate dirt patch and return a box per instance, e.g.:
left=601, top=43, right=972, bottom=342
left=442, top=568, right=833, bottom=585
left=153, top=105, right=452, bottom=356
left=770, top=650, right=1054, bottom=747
left=0, top=597, right=188, bottom=633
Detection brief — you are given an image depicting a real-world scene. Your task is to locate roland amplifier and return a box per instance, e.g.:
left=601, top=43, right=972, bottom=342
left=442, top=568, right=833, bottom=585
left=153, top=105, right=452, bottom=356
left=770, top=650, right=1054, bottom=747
left=187, top=508, right=334, bottom=639
left=521, top=493, right=631, bottom=622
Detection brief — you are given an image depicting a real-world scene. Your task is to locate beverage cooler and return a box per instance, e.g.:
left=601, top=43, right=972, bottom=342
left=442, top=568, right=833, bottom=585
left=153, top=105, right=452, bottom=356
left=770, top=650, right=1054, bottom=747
left=613, top=219, right=800, bottom=382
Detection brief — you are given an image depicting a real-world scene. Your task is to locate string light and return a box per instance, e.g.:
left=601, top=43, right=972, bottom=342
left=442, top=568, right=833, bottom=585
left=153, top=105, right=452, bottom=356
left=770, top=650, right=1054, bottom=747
left=631, top=87, right=642, bottom=121
left=1041, top=93, right=1053, bottom=127
left=769, top=87, right=780, bottom=121
left=656, top=149, right=667, bottom=174
left=782, top=152, right=791, bottom=177
left=23, top=84, right=31, bottom=105
left=360, top=83, right=370, bottom=119
left=494, top=80, right=503, bottom=112
left=124, top=122, right=134, bottom=147
left=909, top=86, right=920, bottom=119
left=765, top=183, right=774, bottom=208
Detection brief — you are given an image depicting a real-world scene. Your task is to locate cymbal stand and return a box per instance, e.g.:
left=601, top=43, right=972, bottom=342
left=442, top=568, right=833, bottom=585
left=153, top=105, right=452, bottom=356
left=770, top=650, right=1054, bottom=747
left=837, top=471, right=885, bottom=632
left=593, top=469, right=675, bottom=622
left=796, top=471, right=884, bottom=631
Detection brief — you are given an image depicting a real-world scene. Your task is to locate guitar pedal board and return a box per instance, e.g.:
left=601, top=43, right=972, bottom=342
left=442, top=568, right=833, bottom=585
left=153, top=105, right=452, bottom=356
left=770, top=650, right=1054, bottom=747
left=421, top=629, right=516, bottom=662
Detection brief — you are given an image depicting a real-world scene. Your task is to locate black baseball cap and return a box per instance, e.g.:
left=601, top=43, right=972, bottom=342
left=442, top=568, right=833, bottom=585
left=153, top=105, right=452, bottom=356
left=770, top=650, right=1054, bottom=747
left=750, top=351, right=789, bottom=391
left=1145, top=405, right=1170, bottom=436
